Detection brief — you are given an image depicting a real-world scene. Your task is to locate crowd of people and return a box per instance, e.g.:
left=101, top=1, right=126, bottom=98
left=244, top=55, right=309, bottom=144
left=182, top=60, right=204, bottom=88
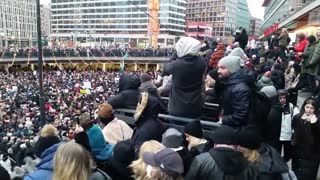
left=0, top=46, right=175, bottom=59
left=0, top=28, right=319, bottom=180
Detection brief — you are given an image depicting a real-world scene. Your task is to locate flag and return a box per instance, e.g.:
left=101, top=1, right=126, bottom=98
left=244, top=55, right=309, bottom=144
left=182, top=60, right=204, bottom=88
left=120, top=51, right=129, bottom=72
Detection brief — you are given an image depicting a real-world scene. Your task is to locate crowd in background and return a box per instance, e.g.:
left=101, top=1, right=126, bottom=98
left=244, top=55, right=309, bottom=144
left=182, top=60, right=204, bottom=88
left=0, top=27, right=320, bottom=180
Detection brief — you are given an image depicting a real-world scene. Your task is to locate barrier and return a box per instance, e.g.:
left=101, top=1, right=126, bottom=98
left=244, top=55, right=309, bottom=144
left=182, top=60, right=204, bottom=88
left=114, top=108, right=221, bottom=138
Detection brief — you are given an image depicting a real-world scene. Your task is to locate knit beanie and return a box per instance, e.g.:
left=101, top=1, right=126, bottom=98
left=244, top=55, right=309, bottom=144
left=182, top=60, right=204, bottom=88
left=140, top=73, right=152, bottom=83
left=162, top=128, right=184, bottom=148
left=113, top=139, right=135, bottom=166
left=229, top=47, right=247, bottom=66
left=183, top=120, right=203, bottom=139
left=258, top=71, right=273, bottom=88
left=210, top=126, right=238, bottom=145
left=261, top=85, right=277, bottom=98
left=218, top=56, right=241, bottom=74
left=98, top=103, right=113, bottom=120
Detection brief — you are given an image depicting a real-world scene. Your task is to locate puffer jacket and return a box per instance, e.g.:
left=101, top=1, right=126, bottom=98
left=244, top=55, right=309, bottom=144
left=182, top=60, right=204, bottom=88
left=108, top=73, right=141, bottom=109
left=185, top=147, right=257, bottom=180
left=222, top=69, right=252, bottom=127
left=164, top=55, right=206, bottom=118
left=24, top=143, right=62, bottom=180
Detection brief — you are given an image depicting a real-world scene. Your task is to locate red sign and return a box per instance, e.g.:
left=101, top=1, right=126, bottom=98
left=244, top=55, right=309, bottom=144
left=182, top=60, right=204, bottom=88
left=264, top=23, right=279, bottom=36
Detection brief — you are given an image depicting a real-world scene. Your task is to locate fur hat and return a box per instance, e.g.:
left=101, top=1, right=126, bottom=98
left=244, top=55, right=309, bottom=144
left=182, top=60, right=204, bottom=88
left=40, top=124, right=58, bottom=137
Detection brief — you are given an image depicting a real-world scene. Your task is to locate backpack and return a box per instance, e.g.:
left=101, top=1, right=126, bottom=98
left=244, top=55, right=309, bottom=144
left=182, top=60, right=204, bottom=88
left=248, top=90, right=272, bottom=133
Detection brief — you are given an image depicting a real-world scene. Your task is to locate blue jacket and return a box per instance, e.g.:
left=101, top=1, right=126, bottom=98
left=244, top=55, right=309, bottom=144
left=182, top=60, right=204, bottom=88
left=24, top=143, right=62, bottom=180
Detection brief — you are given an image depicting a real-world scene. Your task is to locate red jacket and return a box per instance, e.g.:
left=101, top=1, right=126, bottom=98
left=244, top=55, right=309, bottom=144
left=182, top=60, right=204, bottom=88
left=294, top=38, right=308, bottom=53
left=209, top=43, right=225, bottom=69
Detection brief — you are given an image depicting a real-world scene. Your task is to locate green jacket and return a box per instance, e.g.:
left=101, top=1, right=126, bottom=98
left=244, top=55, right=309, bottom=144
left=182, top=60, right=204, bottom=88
left=307, top=42, right=320, bottom=77
left=301, top=44, right=315, bottom=74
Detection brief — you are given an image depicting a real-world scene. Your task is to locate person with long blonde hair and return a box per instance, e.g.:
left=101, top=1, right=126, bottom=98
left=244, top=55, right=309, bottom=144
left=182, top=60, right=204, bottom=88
left=130, top=140, right=164, bottom=180
left=52, top=142, right=92, bottom=180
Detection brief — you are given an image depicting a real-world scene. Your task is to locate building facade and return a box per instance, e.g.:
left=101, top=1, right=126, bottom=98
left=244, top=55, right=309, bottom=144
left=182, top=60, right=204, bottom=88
left=261, top=0, right=320, bottom=38
left=186, top=22, right=213, bottom=43
left=50, top=0, right=186, bottom=48
left=41, top=4, right=51, bottom=38
left=186, top=0, right=250, bottom=42
left=250, top=17, right=262, bottom=39
left=0, top=0, right=37, bottom=47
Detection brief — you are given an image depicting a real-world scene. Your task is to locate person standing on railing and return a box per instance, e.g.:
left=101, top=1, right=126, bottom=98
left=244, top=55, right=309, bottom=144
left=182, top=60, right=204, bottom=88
left=163, top=37, right=206, bottom=119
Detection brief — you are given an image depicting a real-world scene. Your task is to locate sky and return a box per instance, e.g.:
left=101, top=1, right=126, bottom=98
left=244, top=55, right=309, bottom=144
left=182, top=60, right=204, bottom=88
left=247, top=0, right=265, bottom=20
left=40, top=0, right=265, bottom=20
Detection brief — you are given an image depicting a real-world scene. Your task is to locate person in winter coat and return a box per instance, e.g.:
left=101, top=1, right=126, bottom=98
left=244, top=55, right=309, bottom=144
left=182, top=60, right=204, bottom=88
left=139, top=73, right=156, bottom=93
left=161, top=128, right=193, bottom=176
left=97, top=103, right=133, bottom=145
left=183, top=120, right=211, bottom=157
left=294, top=33, right=308, bottom=54
left=305, top=34, right=320, bottom=94
left=257, top=71, right=274, bottom=90
left=291, top=98, right=320, bottom=180
left=24, top=125, right=62, bottom=180
left=209, top=43, right=225, bottom=69
left=285, top=61, right=296, bottom=90
left=24, top=143, right=62, bottom=180
left=277, top=28, right=289, bottom=58
left=103, top=139, right=135, bottom=180
left=163, top=37, right=206, bottom=118
left=0, top=165, right=10, bottom=180
left=301, top=35, right=317, bottom=92
left=205, top=70, right=222, bottom=105
left=107, top=73, right=141, bottom=110
left=271, top=64, right=285, bottom=90
left=256, top=143, right=297, bottom=180
left=234, top=27, right=249, bottom=51
left=131, top=91, right=166, bottom=150
left=217, top=56, right=252, bottom=127
left=184, top=126, right=257, bottom=180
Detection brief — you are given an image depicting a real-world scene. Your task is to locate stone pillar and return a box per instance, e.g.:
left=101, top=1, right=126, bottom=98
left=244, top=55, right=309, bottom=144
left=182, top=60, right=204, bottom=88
left=156, top=64, right=160, bottom=71
left=145, top=63, right=149, bottom=72
left=134, top=63, right=138, bottom=71
left=58, top=63, right=63, bottom=70
left=31, top=64, right=35, bottom=71
left=102, top=63, right=106, bottom=72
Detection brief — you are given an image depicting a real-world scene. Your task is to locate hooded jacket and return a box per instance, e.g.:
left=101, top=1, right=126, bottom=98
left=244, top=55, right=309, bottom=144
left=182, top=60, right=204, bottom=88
left=185, top=147, right=257, bottom=180
left=222, top=69, right=252, bottom=127
left=164, top=55, right=206, bottom=118
left=108, top=73, right=141, bottom=109
left=24, top=143, right=62, bottom=180
left=131, top=90, right=166, bottom=149
left=209, top=43, right=225, bottom=69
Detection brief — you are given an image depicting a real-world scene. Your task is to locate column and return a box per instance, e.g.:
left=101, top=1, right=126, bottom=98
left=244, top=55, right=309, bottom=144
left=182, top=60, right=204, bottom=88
left=156, top=64, right=160, bottom=71
left=102, top=63, right=106, bottom=72
left=58, top=63, right=63, bottom=70
left=134, top=63, right=138, bottom=71
left=31, top=64, right=35, bottom=71
left=145, top=63, right=149, bottom=72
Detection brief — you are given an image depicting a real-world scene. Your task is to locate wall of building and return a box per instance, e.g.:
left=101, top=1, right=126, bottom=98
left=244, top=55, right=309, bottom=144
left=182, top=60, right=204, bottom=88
left=0, top=0, right=37, bottom=47
left=41, top=4, right=51, bottom=38
left=50, top=0, right=186, bottom=47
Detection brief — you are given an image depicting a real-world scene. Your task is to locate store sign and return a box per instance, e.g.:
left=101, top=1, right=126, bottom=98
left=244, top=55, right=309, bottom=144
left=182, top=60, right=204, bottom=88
left=264, top=23, right=279, bottom=36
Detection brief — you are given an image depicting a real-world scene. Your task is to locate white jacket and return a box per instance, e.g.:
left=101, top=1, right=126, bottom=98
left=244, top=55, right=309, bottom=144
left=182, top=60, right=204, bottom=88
left=280, top=103, right=299, bottom=141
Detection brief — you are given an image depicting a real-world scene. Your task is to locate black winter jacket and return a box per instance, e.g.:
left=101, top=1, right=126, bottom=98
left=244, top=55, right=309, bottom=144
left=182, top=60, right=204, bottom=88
left=108, top=73, right=141, bottom=109
left=222, top=69, right=252, bottom=127
left=185, top=147, right=257, bottom=180
left=164, top=55, right=206, bottom=118
left=131, top=91, right=166, bottom=150
left=291, top=114, right=320, bottom=160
